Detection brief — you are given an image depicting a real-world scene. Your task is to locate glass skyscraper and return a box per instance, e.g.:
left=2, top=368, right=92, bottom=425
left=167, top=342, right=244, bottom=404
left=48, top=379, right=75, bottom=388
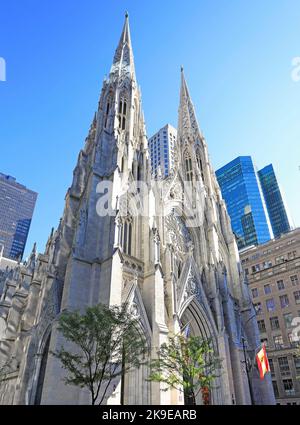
left=258, top=164, right=291, bottom=238
left=0, top=173, right=37, bottom=260
left=216, top=156, right=273, bottom=249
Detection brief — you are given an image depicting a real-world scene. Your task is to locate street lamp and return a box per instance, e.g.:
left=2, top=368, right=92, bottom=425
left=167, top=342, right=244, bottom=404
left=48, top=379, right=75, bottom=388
left=241, top=336, right=255, bottom=405
left=241, top=309, right=260, bottom=405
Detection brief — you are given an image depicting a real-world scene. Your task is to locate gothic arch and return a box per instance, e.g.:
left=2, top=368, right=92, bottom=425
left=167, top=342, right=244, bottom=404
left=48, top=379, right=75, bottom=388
left=183, top=149, right=193, bottom=182
left=121, top=282, right=152, bottom=405
left=28, top=325, right=52, bottom=405
left=104, top=91, right=114, bottom=130
left=118, top=92, right=128, bottom=131
left=195, top=147, right=205, bottom=182
left=179, top=299, right=222, bottom=405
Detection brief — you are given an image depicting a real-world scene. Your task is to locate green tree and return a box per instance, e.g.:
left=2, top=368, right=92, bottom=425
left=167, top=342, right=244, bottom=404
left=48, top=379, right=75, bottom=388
left=148, top=333, right=221, bottom=405
left=0, top=361, right=9, bottom=388
left=52, top=303, right=148, bottom=405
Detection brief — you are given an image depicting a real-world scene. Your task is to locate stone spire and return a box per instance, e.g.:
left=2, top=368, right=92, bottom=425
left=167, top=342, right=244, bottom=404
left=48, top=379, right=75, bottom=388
left=27, top=242, right=37, bottom=271
left=178, top=67, right=202, bottom=141
left=110, top=12, right=136, bottom=81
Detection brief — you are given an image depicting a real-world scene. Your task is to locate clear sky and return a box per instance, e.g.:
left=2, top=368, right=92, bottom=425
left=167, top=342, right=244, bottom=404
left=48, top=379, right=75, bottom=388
left=0, top=0, right=299, bottom=259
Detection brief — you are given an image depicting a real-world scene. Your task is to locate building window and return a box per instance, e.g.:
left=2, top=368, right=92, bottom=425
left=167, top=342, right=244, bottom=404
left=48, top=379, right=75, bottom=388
left=268, top=358, right=275, bottom=377
left=257, top=319, right=266, bottom=333
left=272, top=381, right=279, bottom=398
left=266, top=298, right=276, bottom=312
left=120, top=217, right=132, bottom=256
left=254, top=302, right=262, bottom=314
left=270, top=316, right=280, bottom=330
left=280, top=294, right=289, bottom=309
left=252, top=288, right=258, bottom=298
left=294, top=358, right=300, bottom=375
left=291, top=275, right=299, bottom=286
left=288, top=332, right=298, bottom=348
left=277, top=280, right=285, bottom=290
left=275, top=256, right=285, bottom=264
left=104, top=96, right=112, bottom=129
left=283, top=313, right=293, bottom=329
left=278, top=357, right=290, bottom=376
left=260, top=338, right=268, bottom=347
left=273, top=335, right=284, bottom=349
left=184, top=150, right=193, bottom=182
left=118, top=97, right=127, bottom=131
left=264, top=284, right=271, bottom=295
left=283, top=379, right=295, bottom=396
left=294, top=291, right=300, bottom=304
left=287, top=251, right=297, bottom=260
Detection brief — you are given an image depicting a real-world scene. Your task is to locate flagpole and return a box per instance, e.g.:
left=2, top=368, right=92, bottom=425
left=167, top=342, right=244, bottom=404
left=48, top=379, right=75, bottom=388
left=242, top=336, right=255, bottom=405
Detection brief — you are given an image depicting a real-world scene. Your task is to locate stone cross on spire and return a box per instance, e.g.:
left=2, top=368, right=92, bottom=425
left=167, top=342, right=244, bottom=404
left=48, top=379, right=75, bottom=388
left=110, top=12, right=136, bottom=81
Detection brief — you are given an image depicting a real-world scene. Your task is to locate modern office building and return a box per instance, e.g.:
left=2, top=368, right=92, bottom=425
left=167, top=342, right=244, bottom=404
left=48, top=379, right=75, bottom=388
left=0, top=173, right=37, bottom=260
left=240, top=228, right=300, bottom=405
left=258, top=164, right=292, bottom=238
left=216, top=156, right=273, bottom=250
left=0, top=244, right=17, bottom=296
left=148, top=124, right=177, bottom=178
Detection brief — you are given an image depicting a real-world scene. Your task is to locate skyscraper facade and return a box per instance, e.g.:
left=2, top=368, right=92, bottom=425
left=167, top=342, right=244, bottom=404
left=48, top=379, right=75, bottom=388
left=148, top=124, right=177, bottom=178
left=0, top=173, right=37, bottom=260
left=258, top=164, right=292, bottom=238
left=216, top=156, right=273, bottom=250
left=240, top=228, right=300, bottom=405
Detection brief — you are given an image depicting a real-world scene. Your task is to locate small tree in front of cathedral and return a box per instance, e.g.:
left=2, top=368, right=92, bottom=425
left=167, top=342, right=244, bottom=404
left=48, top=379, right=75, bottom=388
left=148, top=332, right=221, bottom=405
left=0, top=361, right=9, bottom=383
left=52, top=303, right=148, bottom=405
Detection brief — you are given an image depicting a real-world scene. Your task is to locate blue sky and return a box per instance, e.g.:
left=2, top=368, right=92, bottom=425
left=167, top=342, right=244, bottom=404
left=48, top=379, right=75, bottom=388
left=0, top=0, right=299, bottom=259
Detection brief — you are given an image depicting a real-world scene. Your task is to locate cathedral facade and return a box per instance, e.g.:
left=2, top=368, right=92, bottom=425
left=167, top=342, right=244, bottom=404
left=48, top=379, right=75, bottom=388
left=0, top=14, right=275, bottom=405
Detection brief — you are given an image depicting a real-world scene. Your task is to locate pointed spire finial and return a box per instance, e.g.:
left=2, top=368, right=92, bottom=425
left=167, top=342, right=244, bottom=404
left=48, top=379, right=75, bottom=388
left=181, top=65, right=184, bottom=73
left=111, top=11, right=136, bottom=81
left=178, top=68, right=202, bottom=141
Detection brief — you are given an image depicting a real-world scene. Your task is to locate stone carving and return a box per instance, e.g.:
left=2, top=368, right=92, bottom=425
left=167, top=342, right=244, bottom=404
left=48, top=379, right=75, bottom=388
left=76, top=207, right=88, bottom=248
left=152, top=229, right=160, bottom=265
left=130, top=302, right=139, bottom=318
left=71, top=151, right=87, bottom=197
left=165, top=211, right=191, bottom=257
left=182, top=269, right=201, bottom=306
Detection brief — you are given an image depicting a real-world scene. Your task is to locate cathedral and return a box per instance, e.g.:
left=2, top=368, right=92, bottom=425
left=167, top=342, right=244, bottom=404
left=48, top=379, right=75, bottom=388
left=0, top=14, right=275, bottom=405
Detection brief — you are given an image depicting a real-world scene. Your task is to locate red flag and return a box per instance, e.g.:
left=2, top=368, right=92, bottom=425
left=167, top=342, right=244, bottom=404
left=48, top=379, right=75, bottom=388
left=256, top=344, right=270, bottom=380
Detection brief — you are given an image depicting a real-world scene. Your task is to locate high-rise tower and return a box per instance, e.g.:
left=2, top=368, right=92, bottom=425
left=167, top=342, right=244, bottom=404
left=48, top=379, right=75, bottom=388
left=258, top=164, right=292, bottom=238
left=216, top=157, right=273, bottom=249
left=0, top=173, right=37, bottom=260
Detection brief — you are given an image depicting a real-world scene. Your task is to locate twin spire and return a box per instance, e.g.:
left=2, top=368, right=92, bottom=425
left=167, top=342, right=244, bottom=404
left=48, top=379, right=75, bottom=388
left=110, top=13, right=201, bottom=141
left=178, top=67, right=202, bottom=141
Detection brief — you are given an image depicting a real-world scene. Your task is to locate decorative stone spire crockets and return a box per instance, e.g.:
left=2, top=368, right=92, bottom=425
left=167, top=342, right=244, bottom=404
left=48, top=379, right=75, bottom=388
left=110, top=12, right=136, bottom=82
left=178, top=67, right=202, bottom=142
